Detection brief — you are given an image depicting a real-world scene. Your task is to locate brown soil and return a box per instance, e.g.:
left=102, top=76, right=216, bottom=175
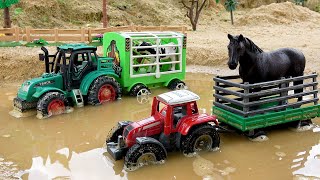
left=0, top=2, right=320, bottom=82
left=237, top=2, right=320, bottom=26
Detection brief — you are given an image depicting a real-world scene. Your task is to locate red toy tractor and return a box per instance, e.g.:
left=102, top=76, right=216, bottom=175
left=106, top=90, right=220, bottom=170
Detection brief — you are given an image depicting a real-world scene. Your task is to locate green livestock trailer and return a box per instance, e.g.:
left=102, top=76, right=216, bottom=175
left=102, top=31, right=187, bottom=96
left=212, top=73, right=320, bottom=137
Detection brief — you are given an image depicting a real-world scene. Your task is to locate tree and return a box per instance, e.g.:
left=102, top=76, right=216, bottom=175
left=181, top=0, right=212, bottom=31
left=102, top=0, right=108, bottom=28
left=0, top=0, right=20, bottom=28
left=224, top=0, right=238, bottom=25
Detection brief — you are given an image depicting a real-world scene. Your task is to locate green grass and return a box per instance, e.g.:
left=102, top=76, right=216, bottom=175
left=0, top=41, right=22, bottom=47
left=25, top=42, right=66, bottom=47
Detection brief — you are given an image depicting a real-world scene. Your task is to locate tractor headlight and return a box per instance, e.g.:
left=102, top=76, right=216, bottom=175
left=22, top=81, right=31, bottom=92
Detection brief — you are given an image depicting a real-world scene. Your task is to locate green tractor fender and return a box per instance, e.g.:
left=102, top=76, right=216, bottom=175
left=32, top=87, right=66, bottom=99
left=80, top=71, right=119, bottom=95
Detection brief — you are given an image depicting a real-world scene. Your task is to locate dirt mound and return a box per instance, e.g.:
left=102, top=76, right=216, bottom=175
left=4, top=0, right=189, bottom=28
left=237, top=2, right=320, bottom=26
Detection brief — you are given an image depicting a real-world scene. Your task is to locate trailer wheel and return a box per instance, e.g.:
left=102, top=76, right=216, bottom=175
left=37, top=92, right=68, bottom=118
left=124, top=143, right=166, bottom=171
left=130, top=84, right=150, bottom=97
left=88, top=76, right=121, bottom=105
left=181, top=124, right=220, bottom=155
left=168, top=79, right=186, bottom=90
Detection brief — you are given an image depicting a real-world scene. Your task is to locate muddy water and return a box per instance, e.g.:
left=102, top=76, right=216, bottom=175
left=0, top=73, right=319, bottom=180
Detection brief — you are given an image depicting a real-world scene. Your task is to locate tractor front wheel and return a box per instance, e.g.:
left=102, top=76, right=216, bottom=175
left=88, top=76, right=121, bottom=105
left=124, top=143, right=166, bottom=171
left=106, top=121, right=132, bottom=144
left=181, top=124, right=220, bottom=155
left=37, top=92, right=68, bottom=118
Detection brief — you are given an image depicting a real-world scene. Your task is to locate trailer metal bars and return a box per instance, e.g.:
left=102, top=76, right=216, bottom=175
left=213, top=73, right=319, bottom=117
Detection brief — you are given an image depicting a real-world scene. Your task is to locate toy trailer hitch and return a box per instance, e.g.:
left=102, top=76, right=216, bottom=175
left=216, top=125, right=236, bottom=133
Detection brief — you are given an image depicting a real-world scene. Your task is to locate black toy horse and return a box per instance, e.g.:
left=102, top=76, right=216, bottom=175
left=227, top=34, right=305, bottom=101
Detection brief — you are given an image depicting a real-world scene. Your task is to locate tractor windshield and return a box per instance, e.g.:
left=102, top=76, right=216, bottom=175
left=53, top=50, right=71, bottom=73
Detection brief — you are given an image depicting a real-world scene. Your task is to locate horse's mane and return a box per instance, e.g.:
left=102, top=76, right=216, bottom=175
left=244, top=37, right=264, bottom=53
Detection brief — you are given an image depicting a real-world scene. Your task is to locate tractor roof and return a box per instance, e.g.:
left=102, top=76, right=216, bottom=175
left=157, top=90, right=200, bottom=105
left=58, top=44, right=97, bottom=52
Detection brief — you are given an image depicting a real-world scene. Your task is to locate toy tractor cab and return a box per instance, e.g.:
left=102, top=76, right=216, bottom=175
left=39, top=45, right=98, bottom=89
left=106, top=90, right=220, bottom=171
left=13, top=44, right=121, bottom=118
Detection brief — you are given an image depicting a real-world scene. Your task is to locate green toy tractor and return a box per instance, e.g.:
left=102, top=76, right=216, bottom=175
left=13, top=44, right=121, bottom=118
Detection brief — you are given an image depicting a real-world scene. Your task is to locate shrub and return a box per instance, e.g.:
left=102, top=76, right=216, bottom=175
left=33, top=38, right=49, bottom=46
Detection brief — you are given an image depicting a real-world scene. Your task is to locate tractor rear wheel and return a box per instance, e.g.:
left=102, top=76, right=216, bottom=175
left=168, top=79, right=186, bottom=90
left=37, top=92, right=68, bottom=118
left=181, top=124, right=220, bottom=155
left=88, top=76, right=121, bottom=105
left=124, top=143, right=166, bottom=171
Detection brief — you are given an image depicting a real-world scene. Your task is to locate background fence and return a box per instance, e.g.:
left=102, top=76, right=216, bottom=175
left=0, top=25, right=187, bottom=43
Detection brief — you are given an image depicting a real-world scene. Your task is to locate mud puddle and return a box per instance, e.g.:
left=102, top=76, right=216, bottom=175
left=0, top=73, right=319, bottom=179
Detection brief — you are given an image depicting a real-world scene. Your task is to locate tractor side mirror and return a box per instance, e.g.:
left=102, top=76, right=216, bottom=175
left=39, top=53, right=45, bottom=61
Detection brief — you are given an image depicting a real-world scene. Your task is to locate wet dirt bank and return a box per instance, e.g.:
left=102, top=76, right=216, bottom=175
left=0, top=73, right=319, bottom=179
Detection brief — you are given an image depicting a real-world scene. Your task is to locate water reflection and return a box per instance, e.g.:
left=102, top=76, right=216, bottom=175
left=292, top=141, right=320, bottom=178
left=19, top=147, right=128, bottom=180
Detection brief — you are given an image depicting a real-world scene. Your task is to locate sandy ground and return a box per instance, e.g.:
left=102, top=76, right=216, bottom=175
left=0, top=2, right=320, bottom=83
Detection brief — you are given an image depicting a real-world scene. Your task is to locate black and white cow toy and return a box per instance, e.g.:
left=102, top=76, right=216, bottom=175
left=137, top=41, right=177, bottom=72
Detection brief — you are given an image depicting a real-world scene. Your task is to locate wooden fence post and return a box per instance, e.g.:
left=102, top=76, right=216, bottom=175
left=80, top=27, right=85, bottom=42
left=54, top=28, right=59, bottom=42
left=25, top=26, right=31, bottom=42
left=14, top=27, right=19, bottom=41
left=182, top=26, right=187, bottom=34
left=88, top=27, right=92, bottom=42
left=130, top=25, right=135, bottom=32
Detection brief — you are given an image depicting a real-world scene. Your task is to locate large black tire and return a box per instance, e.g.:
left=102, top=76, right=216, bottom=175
left=37, top=92, right=68, bottom=118
left=124, top=143, right=167, bottom=171
left=105, top=125, right=125, bottom=144
left=87, top=76, right=121, bottom=105
left=130, top=84, right=150, bottom=97
left=181, top=124, right=220, bottom=155
left=168, top=79, right=186, bottom=90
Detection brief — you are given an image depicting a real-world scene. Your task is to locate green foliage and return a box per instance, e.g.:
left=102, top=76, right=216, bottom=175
left=57, top=0, right=66, bottom=5
left=0, top=41, right=22, bottom=47
left=294, top=0, right=307, bottom=5
left=315, top=4, right=320, bottom=12
left=0, top=0, right=20, bottom=9
left=14, top=7, right=22, bottom=15
left=224, top=0, right=238, bottom=12
left=33, top=38, right=49, bottom=46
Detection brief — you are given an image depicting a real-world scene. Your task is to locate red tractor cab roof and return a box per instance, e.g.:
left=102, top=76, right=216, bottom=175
left=156, top=90, right=200, bottom=105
